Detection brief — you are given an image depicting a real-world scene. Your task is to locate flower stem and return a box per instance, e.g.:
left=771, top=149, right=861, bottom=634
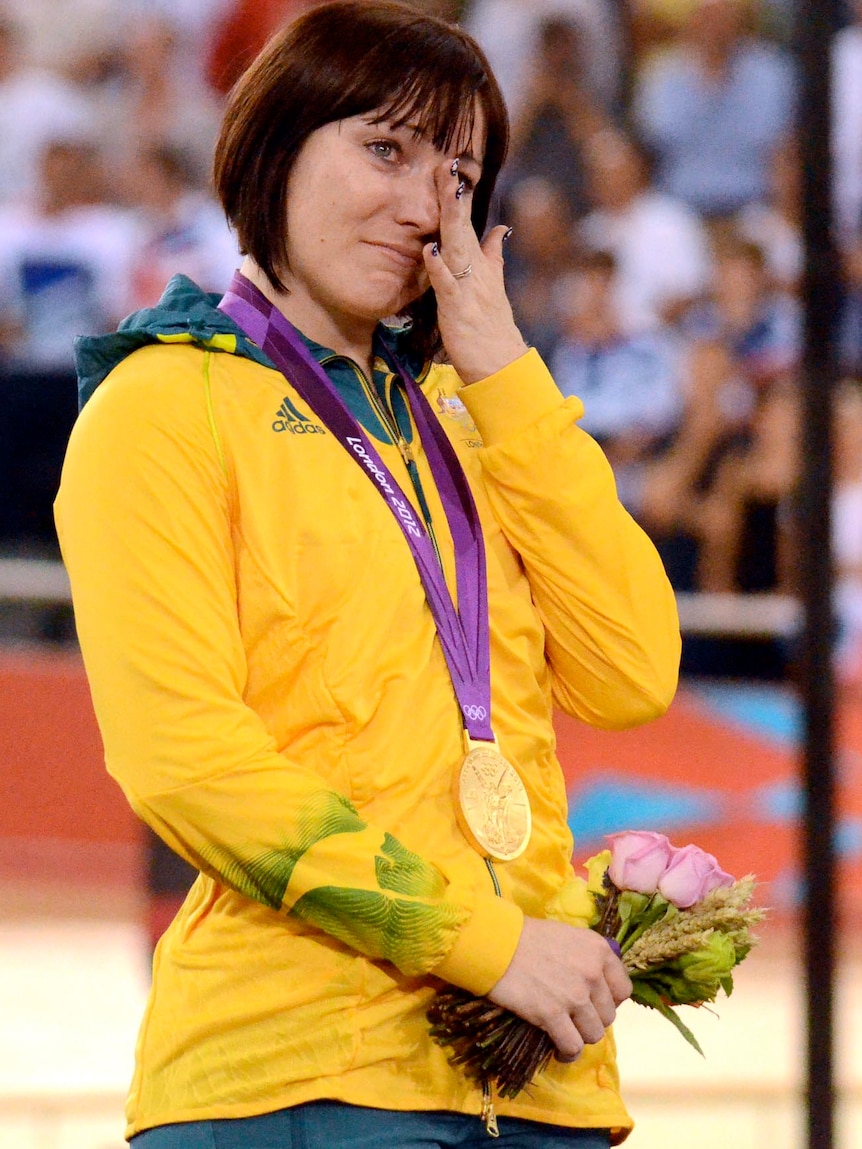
left=597, top=883, right=621, bottom=940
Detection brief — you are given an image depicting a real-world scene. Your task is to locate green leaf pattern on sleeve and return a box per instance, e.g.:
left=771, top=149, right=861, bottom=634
left=196, top=794, right=466, bottom=973
left=374, top=833, right=448, bottom=898
left=291, top=886, right=463, bottom=975
left=198, top=790, right=367, bottom=910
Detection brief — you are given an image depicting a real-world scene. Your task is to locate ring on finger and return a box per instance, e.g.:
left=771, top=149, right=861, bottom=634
left=452, top=263, right=473, bottom=280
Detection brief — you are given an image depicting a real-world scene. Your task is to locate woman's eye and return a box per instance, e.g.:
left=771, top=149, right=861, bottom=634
left=368, top=140, right=399, bottom=161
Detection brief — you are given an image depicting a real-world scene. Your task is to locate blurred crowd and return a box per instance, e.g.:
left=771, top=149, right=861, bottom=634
left=1, top=0, right=862, bottom=677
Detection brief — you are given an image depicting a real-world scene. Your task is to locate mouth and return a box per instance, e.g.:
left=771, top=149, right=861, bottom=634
left=365, top=241, right=425, bottom=270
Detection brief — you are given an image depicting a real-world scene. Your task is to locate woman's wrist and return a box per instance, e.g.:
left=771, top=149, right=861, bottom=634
left=453, top=336, right=530, bottom=386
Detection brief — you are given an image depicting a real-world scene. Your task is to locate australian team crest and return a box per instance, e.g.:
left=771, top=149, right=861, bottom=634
left=435, top=391, right=482, bottom=446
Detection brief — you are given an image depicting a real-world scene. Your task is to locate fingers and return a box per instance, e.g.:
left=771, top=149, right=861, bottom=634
left=424, top=154, right=525, bottom=380
left=425, top=158, right=511, bottom=290
left=604, top=946, right=634, bottom=1007
left=564, top=949, right=624, bottom=1049
left=589, top=975, right=620, bottom=1030
left=592, top=945, right=633, bottom=1052
left=432, top=155, right=478, bottom=278
left=547, top=1015, right=585, bottom=1064
left=487, top=918, right=631, bottom=1066
left=479, top=224, right=511, bottom=268
left=549, top=983, right=613, bottom=1063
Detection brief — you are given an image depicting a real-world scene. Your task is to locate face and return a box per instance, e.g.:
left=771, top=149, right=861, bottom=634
left=40, top=141, right=102, bottom=208
left=585, top=133, right=643, bottom=212
left=279, top=106, right=485, bottom=347
left=715, top=252, right=764, bottom=310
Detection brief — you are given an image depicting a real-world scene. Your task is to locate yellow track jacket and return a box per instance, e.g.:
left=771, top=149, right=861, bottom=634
left=55, top=277, right=680, bottom=1141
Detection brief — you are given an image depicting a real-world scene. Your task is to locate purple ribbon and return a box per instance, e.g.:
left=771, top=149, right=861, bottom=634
left=218, top=272, right=494, bottom=743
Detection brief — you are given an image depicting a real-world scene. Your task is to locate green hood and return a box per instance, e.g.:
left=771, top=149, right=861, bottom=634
left=74, top=274, right=421, bottom=412
left=74, top=274, right=276, bottom=410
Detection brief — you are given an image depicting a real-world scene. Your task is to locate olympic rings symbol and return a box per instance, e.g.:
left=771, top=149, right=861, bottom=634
left=462, top=704, right=488, bottom=723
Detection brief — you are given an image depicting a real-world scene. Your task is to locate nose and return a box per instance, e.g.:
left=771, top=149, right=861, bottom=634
left=395, top=166, right=440, bottom=237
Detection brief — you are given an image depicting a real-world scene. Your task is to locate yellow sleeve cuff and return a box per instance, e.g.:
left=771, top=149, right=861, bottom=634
left=458, top=348, right=583, bottom=448
left=432, top=894, right=524, bottom=995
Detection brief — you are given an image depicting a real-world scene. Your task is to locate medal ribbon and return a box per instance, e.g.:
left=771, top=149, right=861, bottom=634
left=218, top=272, right=494, bottom=742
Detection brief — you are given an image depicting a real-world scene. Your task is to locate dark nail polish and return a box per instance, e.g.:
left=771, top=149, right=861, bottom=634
left=431, top=242, right=439, bottom=257
left=450, top=157, right=460, bottom=177
left=503, top=226, right=514, bottom=243
left=455, top=181, right=466, bottom=200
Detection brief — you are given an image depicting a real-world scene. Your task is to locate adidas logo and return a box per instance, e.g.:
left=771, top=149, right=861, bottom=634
left=272, top=395, right=326, bottom=435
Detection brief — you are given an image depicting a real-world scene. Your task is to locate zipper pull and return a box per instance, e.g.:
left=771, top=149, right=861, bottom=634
left=482, top=1082, right=500, bottom=1138
left=396, top=436, right=414, bottom=465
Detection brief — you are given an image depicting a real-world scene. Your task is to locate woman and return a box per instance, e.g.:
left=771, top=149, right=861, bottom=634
left=55, top=3, right=680, bottom=1146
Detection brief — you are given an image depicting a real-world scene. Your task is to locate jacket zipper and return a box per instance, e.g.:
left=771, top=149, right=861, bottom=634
left=323, top=352, right=501, bottom=1137
left=482, top=858, right=502, bottom=1135
left=320, top=354, right=444, bottom=568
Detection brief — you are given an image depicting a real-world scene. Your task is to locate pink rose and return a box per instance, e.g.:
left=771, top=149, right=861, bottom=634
left=657, top=844, right=734, bottom=909
left=606, top=831, right=674, bottom=894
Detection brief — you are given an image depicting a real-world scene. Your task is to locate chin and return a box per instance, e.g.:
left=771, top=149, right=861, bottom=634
left=366, top=270, right=426, bottom=312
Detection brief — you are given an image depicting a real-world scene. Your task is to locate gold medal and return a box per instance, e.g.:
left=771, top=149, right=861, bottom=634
left=453, top=740, right=532, bottom=862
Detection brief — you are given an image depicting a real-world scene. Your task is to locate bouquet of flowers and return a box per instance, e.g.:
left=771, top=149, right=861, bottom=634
left=427, top=831, right=766, bottom=1101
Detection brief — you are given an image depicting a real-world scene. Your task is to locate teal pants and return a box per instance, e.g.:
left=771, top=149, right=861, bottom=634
left=130, top=1100, right=612, bottom=1148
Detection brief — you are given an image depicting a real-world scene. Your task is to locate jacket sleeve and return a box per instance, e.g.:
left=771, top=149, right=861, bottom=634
left=459, top=349, right=681, bottom=729
left=54, top=346, right=522, bottom=993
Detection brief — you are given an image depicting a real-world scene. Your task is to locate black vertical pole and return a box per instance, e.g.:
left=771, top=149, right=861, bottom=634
left=797, top=3, right=841, bottom=1148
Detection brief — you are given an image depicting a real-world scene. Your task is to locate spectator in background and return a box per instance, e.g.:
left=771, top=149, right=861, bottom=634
left=731, top=128, right=862, bottom=385
left=735, top=133, right=803, bottom=292
left=504, top=16, right=611, bottom=221
left=636, top=338, right=752, bottom=591
left=0, top=16, right=96, bottom=207
left=0, top=136, right=139, bottom=375
left=638, top=233, right=800, bottom=592
left=633, top=0, right=795, bottom=219
left=125, top=0, right=235, bottom=88
left=681, top=233, right=800, bottom=393
left=465, top=0, right=622, bottom=121
left=0, top=135, right=139, bottom=547
left=551, top=250, right=684, bottom=513
left=578, top=127, right=712, bottom=331
left=122, top=143, right=240, bottom=312
left=95, top=14, right=224, bottom=183
left=692, top=380, right=799, bottom=593
left=501, top=176, right=581, bottom=362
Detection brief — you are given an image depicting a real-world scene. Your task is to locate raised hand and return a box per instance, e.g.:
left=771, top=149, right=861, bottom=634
left=422, top=157, right=528, bottom=385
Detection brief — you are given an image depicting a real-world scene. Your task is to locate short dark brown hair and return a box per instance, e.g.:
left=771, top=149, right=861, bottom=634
left=214, top=0, right=509, bottom=362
